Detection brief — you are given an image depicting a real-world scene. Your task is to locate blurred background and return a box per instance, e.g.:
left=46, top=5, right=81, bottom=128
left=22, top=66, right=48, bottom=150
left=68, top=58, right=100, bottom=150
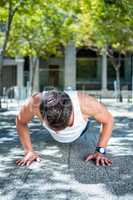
left=0, top=0, right=133, bottom=107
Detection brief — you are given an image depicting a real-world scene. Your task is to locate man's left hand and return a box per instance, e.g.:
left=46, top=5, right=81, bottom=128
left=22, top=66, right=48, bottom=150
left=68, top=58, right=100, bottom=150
left=85, top=152, right=112, bottom=166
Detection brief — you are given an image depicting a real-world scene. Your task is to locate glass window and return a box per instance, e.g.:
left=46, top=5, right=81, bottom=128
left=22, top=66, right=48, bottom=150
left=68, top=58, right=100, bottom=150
left=77, top=58, right=97, bottom=81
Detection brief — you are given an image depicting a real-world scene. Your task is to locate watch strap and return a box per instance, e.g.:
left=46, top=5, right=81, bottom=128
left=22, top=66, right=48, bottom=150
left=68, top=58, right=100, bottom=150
left=95, top=146, right=106, bottom=154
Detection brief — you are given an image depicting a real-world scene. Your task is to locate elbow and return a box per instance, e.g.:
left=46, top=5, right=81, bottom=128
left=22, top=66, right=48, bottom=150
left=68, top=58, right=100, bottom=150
left=16, top=115, right=26, bottom=131
left=16, top=115, right=21, bottom=131
left=109, top=113, right=114, bottom=127
left=103, top=113, right=114, bottom=127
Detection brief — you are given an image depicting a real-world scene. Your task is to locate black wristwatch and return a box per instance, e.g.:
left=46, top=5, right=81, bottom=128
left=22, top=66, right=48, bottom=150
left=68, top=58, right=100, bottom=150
left=95, top=146, right=106, bottom=154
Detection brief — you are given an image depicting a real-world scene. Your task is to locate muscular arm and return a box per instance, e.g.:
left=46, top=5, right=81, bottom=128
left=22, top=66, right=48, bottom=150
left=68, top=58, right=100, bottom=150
left=93, top=106, right=113, bottom=148
left=16, top=97, right=35, bottom=153
left=79, top=92, right=114, bottom=148
left=78, top=92, right=113, bottom=166
left=16, top=94, right=41, bottom=166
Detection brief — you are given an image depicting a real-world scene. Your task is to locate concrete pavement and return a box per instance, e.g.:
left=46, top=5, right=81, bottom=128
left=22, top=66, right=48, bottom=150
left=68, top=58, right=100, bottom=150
left=0, top=101, right=133, bottom=200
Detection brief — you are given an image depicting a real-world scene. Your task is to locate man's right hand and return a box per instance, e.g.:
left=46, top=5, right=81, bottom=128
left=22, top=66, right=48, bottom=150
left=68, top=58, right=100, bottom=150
left=16, top=151, right=41, bottom=166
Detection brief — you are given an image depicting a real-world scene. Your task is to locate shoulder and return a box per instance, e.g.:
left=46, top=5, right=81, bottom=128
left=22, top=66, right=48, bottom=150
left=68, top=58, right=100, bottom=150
left=77, top=91, right=105, bottom=117
left=77, top=91, right=95, bottom=102
left=77, top=91, right=113, bottom=123
left=16, top=92, right=43, bottom=124
left=21, top=92, right=42, bottom=115
left=31, top=92, right=42, bottom=108
left=77, top=91, right=97, bottom=107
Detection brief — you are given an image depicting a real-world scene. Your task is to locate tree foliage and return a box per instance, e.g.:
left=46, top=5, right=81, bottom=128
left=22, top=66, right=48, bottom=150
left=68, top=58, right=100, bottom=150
left=77, top=0, right=133, bottom=100
left=5, top=0, right=79, bottom=58
left=77, top=0, right=133, bottom=51
left=0, top=0, right=79, bottom=96
left=0, top=0, right=30, bottom=107
left=0, top=0, right=133, bottom=99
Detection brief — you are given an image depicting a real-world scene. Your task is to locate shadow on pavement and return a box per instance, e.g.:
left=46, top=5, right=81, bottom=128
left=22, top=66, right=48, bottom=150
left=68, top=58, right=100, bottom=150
left=0, top=113, right=133, bottom=199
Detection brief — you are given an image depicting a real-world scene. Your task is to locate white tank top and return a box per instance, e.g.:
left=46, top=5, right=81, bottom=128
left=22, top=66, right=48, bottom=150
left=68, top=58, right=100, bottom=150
left=43, top=91, right=88, bottom=143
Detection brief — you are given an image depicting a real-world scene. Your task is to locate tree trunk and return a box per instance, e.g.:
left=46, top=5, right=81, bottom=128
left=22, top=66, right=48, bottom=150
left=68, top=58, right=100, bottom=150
left=107, top=47, right=122, bottom=102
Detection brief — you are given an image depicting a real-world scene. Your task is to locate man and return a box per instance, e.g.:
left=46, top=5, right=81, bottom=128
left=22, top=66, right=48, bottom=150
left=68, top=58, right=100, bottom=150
left=16, top=90, right=113, bottom=166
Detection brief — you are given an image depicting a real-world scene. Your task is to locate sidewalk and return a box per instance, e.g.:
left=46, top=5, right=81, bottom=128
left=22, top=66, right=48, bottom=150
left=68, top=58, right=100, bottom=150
left=0, top=100, right=133, bottom=200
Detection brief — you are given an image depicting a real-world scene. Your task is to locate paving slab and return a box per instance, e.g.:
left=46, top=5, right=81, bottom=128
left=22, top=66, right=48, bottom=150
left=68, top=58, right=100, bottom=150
left=0, top=102, right=133, bottom=200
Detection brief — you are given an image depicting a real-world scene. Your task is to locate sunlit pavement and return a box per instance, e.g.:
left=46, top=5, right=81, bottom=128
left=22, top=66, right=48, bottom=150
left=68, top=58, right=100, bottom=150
left=0, top=99, right=133, bottom=200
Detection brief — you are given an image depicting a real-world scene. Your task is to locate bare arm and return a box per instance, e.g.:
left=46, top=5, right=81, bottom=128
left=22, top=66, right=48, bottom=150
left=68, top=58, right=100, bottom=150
left=78, top=92, right=114, bottom=166
left=79, top=92, right=114, bottom=147
left=89, top=98, right=113, bottom=148
left=95, top=110, right=113, bottom=148
left=16, top=94, right=41, bottom=166
left=16, top=97, right=35, bottom=153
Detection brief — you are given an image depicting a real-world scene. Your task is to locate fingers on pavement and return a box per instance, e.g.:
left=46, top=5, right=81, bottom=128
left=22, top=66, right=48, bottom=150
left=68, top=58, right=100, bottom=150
left=96, top=157, right=101, bottom=166
left=85, top=154, right=94, bottom=161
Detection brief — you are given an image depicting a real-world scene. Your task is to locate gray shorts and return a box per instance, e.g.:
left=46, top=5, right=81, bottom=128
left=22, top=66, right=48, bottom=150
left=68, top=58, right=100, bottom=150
left=80, top=120, right=90, bottom=137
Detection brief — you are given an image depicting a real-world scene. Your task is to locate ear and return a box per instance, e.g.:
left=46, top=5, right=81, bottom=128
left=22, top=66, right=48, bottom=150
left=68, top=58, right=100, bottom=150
left=68, top=110, right=74, bottom=127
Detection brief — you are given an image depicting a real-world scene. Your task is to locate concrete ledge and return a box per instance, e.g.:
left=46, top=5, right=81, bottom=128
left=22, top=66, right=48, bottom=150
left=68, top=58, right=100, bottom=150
left=81, top=90, right=132, bottom=98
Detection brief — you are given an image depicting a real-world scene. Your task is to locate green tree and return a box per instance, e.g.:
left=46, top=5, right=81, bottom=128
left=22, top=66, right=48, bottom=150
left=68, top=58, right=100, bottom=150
left=0, top=0, right=30, bottom=108
left=77, top=0, right=133, bottom=100
left=6, top=0, right=78, bottom=93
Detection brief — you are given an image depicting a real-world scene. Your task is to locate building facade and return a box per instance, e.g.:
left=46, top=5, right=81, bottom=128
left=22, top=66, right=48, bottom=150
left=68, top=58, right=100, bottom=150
left=1, top=44, right=132, bottom=98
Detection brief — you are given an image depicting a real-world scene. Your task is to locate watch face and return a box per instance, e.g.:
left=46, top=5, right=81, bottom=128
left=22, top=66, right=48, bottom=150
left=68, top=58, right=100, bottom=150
left=100, top=148, right=105, bottom=153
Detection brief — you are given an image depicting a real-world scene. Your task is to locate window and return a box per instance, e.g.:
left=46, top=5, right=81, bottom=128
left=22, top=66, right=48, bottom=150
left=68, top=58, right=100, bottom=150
left=77, top=58, right=97, bottom=81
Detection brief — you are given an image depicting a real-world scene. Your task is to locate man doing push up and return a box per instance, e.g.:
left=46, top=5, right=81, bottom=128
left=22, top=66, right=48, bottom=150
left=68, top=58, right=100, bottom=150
left=16, top=90, right=113, bottom=166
